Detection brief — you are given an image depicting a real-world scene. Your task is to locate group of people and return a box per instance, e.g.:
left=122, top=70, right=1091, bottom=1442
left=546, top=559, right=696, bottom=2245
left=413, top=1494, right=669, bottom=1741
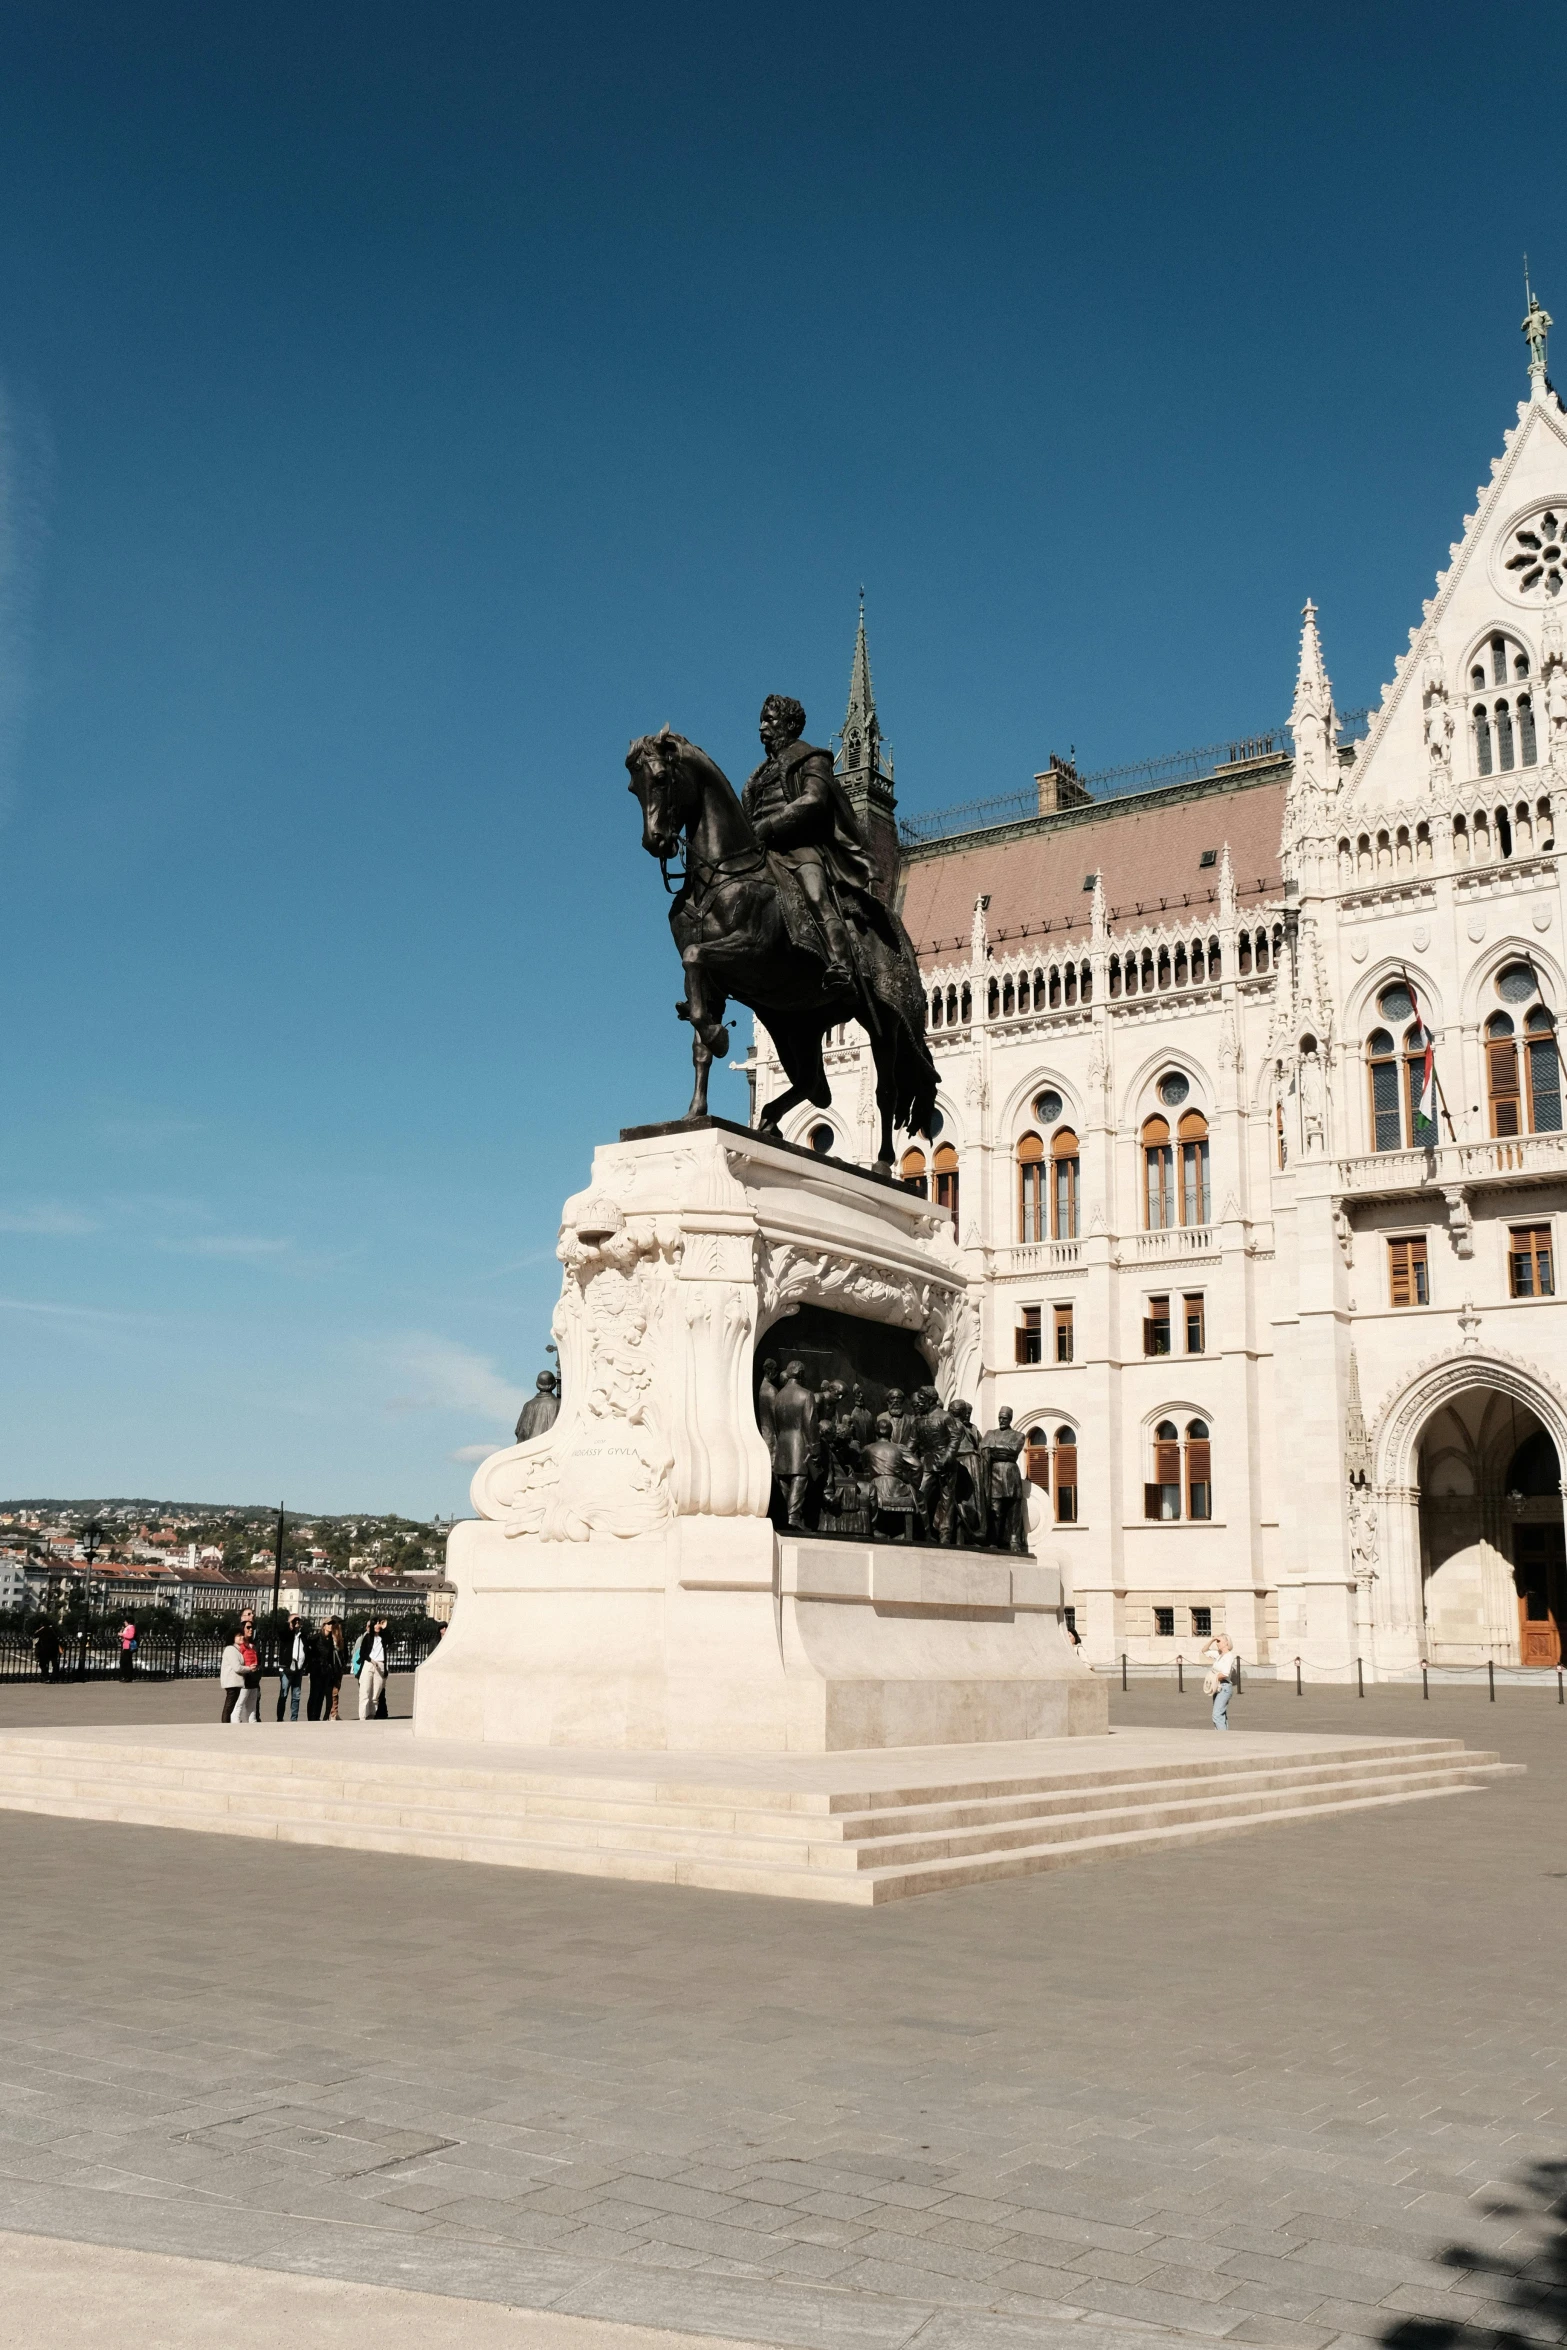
left=219, top=1611, right=392, bottom=1724
left=757, top=1360, right=1031, bottom=1553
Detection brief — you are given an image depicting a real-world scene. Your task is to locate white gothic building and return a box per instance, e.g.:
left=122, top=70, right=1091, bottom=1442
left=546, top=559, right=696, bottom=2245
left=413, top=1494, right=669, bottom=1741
left=753, top=305, right=1567, bottom=1681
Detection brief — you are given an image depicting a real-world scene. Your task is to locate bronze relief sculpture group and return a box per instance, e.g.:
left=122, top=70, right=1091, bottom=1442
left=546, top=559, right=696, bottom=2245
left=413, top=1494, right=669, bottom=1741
left=758, top=1363, right=1030, bottom=1555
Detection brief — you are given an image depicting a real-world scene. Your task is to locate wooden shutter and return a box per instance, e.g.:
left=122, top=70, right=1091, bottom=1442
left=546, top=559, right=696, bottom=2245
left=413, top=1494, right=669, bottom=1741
left=1488, top=1040, right=1521, bottom=1138
left=1054, top=1442, right=1077, bottom=1521
left=1186, top=1438, right=1211, bottom=1515
left=1389, top=1238, right=1421, bottom=1307
left=1154, top=1438, right=1181, bottom=1485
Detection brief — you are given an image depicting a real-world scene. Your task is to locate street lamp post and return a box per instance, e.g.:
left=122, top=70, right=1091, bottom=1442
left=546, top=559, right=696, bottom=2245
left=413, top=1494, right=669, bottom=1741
left=77, top=1519, right=103, bottom=1681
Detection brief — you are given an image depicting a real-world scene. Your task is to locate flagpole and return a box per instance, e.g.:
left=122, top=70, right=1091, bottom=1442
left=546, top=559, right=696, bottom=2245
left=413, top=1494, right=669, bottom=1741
left=1401, top=969, right=1458, bottom=1144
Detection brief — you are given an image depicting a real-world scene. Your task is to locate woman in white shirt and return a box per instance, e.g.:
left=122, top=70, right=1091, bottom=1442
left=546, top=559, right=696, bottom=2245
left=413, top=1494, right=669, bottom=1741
left=1203, top=1635, right=1237, bottom=1730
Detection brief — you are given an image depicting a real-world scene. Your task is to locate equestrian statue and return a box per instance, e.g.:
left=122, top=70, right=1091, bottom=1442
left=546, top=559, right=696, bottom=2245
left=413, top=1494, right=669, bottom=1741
left=625, top=693, right=937, bottom=1170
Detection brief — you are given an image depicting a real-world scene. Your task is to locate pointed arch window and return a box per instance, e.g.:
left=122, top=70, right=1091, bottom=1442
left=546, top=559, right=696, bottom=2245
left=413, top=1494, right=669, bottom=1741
left=1526, top=1007, right=1562, bottom=1132
left=1403, top=1023, right=1435, bottom=1144
left=1185, top=1419, right=1212, bottom=1520
left=1486, top=1013, right=1522, bottom=1138
left=1146, top=1421, right=1182, bottom=1519
left=1367, top=1028, right=1402, bottom=1151
left=1142, top=1117, right=1174, bottom=1230
left=1178, top=1110, right=1211, bottom=1227
left=1051, top=1127, right=1080, bottom=1239
left=932, top=1141, right=959, bottom=1228
left=1474, top=705, right=1493, bottom=776
left=1017, top=1132, right=1045, bottom=1242
left=900, top=1146, right=928, bottom=1197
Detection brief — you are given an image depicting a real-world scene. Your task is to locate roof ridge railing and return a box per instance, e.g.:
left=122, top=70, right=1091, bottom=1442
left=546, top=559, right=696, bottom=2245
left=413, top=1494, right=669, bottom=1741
left=898, top=711, right=1372, bottom=847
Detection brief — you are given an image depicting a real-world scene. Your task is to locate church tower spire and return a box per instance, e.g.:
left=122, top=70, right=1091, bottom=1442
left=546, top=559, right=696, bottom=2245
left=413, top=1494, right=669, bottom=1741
left=834, top=591, right=900, bottom=900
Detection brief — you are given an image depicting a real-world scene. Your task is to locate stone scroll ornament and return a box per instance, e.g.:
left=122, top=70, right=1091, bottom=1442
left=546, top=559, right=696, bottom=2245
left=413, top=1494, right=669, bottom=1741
left=473, top=1191, right=675, bottom=1544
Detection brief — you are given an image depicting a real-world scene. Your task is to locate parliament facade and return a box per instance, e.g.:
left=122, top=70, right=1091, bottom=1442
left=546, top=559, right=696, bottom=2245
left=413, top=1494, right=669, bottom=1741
left=753, top=314, right=1567, bottom=1680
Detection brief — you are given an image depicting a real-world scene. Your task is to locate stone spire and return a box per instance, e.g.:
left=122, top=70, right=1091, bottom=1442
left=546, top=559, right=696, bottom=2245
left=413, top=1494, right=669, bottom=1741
left=834, top=591, right=899, bottom=901
left=1285, top=600, right=1340, bottom=830
left=1523, top=266, right=1553, bottom=402
left=841, top=590, right=882, bottom=780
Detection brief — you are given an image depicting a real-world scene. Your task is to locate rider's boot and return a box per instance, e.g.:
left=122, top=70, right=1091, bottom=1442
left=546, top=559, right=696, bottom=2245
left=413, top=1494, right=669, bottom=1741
left=816, top=900, right=854, bottom=991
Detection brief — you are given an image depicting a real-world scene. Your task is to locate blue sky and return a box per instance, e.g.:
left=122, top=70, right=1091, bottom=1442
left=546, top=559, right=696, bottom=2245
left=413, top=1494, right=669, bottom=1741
left=0, top=1, right=1563, bottom=1514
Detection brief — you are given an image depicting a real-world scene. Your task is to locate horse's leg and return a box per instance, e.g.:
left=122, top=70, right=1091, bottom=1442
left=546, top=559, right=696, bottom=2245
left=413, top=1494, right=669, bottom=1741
left=872, top=1035, right=898, bottom=1171
left=758, top=1082, right=808, bottom=1133
left=679, top=948, right=730, bottom=1119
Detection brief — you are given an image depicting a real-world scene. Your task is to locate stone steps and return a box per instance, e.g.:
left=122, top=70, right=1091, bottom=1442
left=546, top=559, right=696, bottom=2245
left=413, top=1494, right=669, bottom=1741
left=0, top=1728, right=1516, bottom=1903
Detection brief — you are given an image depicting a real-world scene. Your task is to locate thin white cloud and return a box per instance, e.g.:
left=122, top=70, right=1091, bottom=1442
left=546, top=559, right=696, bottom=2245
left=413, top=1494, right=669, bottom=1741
left=452, top=1442, right=504, bottom=1463
left=0, top=1204, right=99, bottom=1236
left=387, top=1334, right=525, bottom=1426
left=159, top=1235, right=292, bottom=1259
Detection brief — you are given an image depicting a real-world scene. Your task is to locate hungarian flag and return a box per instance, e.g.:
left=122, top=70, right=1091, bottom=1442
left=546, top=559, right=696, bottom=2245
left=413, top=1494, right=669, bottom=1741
left=1405, top=975, right=1438, bottom=1142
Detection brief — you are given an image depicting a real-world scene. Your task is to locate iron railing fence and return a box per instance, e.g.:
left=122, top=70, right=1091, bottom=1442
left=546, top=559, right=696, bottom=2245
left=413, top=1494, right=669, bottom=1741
left=0, top=1619, right=444, bottom=1684
left=1100, top=1653, right=1565, bottom=1702
left=897, top=711, right=1373, bottom=848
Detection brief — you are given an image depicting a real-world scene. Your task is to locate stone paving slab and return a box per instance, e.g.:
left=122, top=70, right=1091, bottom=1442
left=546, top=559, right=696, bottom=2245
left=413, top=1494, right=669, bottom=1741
left=0, top=1680, right=1563, bottom=2350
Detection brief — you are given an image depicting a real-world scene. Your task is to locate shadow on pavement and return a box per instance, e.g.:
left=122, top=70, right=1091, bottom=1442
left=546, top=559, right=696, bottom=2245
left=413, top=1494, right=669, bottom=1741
left=1385, top=2159, right=1567, bottom=2350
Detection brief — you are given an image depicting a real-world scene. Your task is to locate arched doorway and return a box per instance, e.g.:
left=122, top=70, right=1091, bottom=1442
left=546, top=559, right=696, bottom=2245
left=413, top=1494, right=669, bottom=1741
left=1416, top=1390, right=1565, bottom=1667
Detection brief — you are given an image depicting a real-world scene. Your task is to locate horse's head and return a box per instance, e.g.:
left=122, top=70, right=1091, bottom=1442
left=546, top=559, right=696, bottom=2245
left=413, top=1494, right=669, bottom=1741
left=625, top=727, right=695, bottom=863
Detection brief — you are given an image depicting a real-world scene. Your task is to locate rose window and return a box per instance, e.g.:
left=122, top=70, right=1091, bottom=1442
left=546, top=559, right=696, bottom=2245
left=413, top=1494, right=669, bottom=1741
left=1503, top=508, right=1567, bottom=600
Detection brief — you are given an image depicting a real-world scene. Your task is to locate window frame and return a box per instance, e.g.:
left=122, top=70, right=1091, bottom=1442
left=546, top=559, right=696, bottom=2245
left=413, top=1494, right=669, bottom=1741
left=1508, top=1224, right=1555, bottom=1300
left=1050, top=1127, right=1080, bottom=1239
left=1053, top=1301, right=1074, bottom=1363
left=1387, top=1234, right=1430, bottom=1308
left=1144, top=1294, right=1172, bottom=1356
left=1367, top=1028, right=1403, bottom=1151
left=1184, top=1292, right=1206, bottom=1354
left=1017, top=1131, right=1045, bottom=1242
left=1142, top=1115, right=1174, bottom=1229
left=1015, top=1305, right=1042, bottom=1366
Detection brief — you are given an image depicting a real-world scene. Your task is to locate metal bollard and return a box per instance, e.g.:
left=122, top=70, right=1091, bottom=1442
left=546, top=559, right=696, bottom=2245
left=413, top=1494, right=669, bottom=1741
left=1558, top=1666, right=1564, bottom=1707
left=1488, top=1657, right=1495, bottom=1701
left=1422, top=1663, right=1429, bottom=1699
left=1234, top=1658, right=1242, bottom=1695
left=1356, top=1657, right=1364, bottom=1697
left=1295, top=1656, right=1302, bottom=1696
left=1177, top=1656, right=1184, bottom=1694
left=1121, top=1652, right=1128, bottom=1691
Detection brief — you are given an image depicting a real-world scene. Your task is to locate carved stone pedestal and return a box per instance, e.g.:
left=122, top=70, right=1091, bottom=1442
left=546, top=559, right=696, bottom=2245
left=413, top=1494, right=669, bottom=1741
left=417, top=1120, right=1103, bottom=1752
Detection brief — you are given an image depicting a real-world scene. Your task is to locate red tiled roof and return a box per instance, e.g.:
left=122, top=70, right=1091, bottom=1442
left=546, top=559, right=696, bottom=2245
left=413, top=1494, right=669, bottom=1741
left=897, top=772, right=1288, bottom=963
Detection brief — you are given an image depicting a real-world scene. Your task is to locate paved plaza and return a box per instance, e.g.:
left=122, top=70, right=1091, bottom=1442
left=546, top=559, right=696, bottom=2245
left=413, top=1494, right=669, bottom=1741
left=0, top=1677, right=1562, bottom=2350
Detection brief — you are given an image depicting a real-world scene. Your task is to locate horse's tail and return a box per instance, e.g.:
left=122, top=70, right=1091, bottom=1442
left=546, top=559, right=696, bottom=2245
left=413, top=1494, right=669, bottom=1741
left=881, top=1003, right=938, bottom=1138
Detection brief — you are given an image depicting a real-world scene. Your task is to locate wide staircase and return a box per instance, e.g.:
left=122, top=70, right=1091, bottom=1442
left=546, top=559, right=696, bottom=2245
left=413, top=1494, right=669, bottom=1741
left=0, top=1727, right=1517, bottom=1903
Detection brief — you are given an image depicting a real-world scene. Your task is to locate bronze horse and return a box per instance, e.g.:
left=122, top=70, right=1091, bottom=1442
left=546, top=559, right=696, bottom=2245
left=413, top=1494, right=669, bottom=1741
left=625, top=728, right=937, bottom=1169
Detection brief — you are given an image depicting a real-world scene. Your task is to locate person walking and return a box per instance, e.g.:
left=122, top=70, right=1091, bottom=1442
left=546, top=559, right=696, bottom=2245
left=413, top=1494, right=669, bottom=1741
left=118, top=1619, right=137, bottom=1681
left=356, top=1618, right=389, bottom=1722
left=32, top=1618, right=62, bottom=1683
left=276, top=1614, right=309, bottom=1722
left=1203, top=1633, right=1238, bottom=1730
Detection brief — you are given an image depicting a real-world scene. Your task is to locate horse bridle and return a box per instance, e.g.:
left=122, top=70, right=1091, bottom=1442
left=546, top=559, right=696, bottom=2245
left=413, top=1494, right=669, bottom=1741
left=662, top=840, right=768, bottom=899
